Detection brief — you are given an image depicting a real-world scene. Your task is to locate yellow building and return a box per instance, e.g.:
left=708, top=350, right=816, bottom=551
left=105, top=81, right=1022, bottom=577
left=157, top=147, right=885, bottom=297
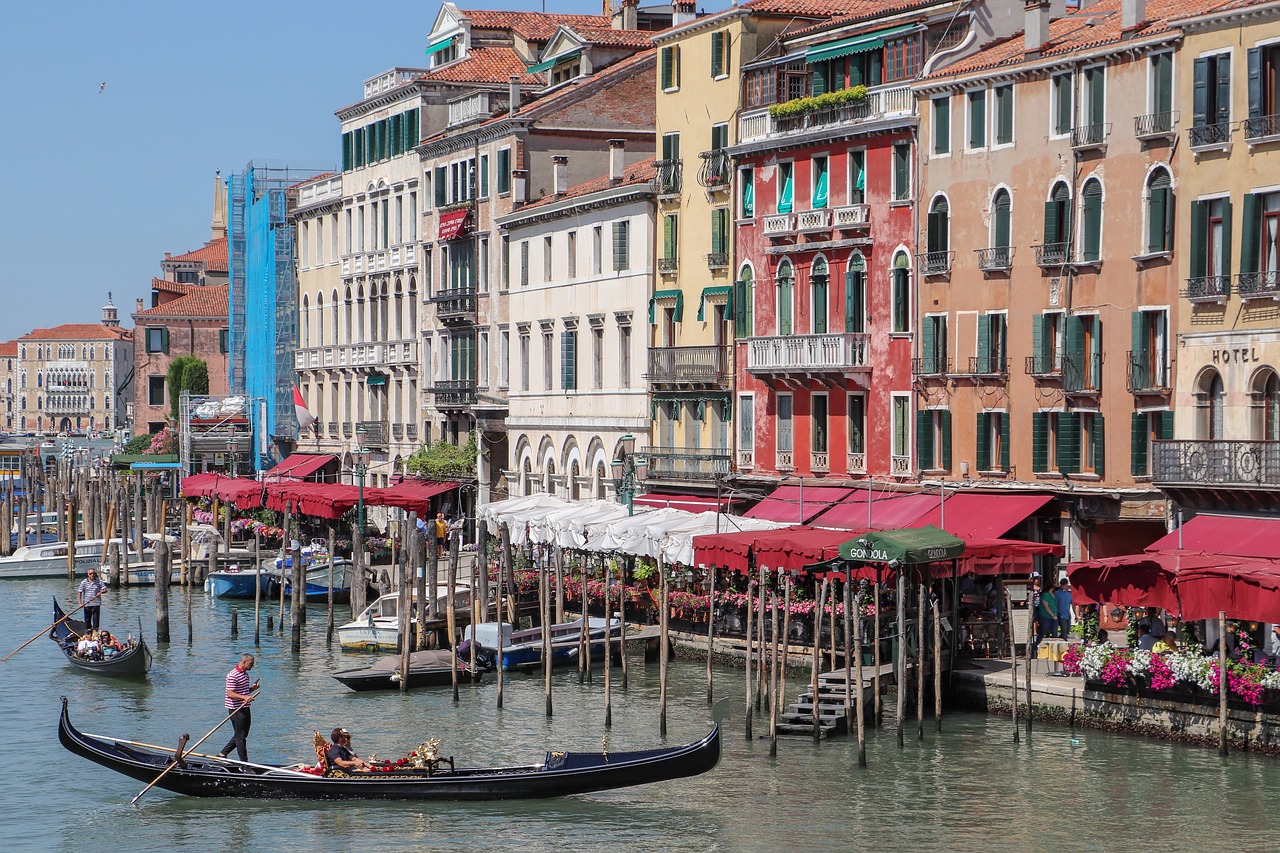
left=1158, top=0, right=1280, bottom=515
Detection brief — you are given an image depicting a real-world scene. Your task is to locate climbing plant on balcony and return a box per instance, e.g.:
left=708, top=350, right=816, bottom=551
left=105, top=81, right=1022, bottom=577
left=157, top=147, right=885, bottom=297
left=768, top=85, right=868, bottom=120
left=406, top=431, right=480, bottom=480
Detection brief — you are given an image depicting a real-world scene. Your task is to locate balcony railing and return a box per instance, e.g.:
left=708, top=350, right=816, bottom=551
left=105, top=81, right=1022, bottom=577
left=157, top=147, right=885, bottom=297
left=833, top=203, right=870, bottom=229
left=1244, top=114, right=1280, bottom=142
left=655, top=159, right=682, bottom=196
left=706, top=252, right=729, bottom=269
left=746, top=333, right=868, bottom=375
left=392, top=423, right=404, bottom=441
left=911, top=356, right=950, bottom=376
left=1034, top=243, right=1070, bottom=268
left=657, top=257, right=678, bottom=274
left=1127, top=351, right=1170, bottom=393
left=776, top=450, right=794, bottom=470
left=406, top=423, right=418, bottom=441
left=448, top=91, right=490, bottom=128
left=1238, top=271, right=1280, bottom=300
left=1153, top=440, right=1280, bottom=488
left=432, top=288, right=478, bottom=321
left=796, top=208, right=831, bottom=233
left=328, top=421, right=339, bottom=439
left=738, top=84, right=916, bottom=143
left=763, top=213, right=794, bottom=237
left=1189, top=121, right=1232, bottom=148
left=811, top=451, right=829, bottom=473
left=642, top=447, right=731, bottom=481
left=342, top=421, right=353, bottom=438
left=432, top=380, right=477, bottom=408
left=968, top=356, right=1009, bottom=377
left=697, top=150, right=730, bottom=190
left=645, top=345, right=729, bottom=385
left=1024, top=350, right=1063, bottom=377
left=891, top=455, right=912, bottom=476
left=737, top=449, right=754, bottom=469
left=294, top=340, right=418, bottom=370
left=918, top=250, right=953, bottom=276
left=1063, top=352, right=1102, bottom=394
left=1135, top=111, right=1179, bottom=140
left=847, top=451, right=866, bottom=475
left=356, top=420, right=389, bottom=448
left=1184, top=275, right=1232, bottom=302
left=976, top=247, right=1013, bottom=271
left=1071, top=123, right=1111, bottom=150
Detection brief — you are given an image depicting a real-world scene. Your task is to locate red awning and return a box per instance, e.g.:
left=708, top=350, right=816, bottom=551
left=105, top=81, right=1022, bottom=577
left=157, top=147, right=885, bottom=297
left=1067, top=552, right=1187, bottom=612
left=371, top=480, right=458, bottom=515
left=959, top=536, right=1064, bottom=575
left=810, top=492, right=938, bottom=530
left=264, top=453, right=337, bottom=482
left=912, top=493, right=1054, bottom=538
left=264, top=482, right=361, bottom=520
left=214, top=477, right=265, bottom=509
left=1147, top=513, right=1280, bottom=560
left=752, top=527, right=851, bottom=571
left=438, top=209, right=469, bottom=241
left=693, top=527, right=781, bottom=572
left=1178, top=559, right=1280, bottom=622
left=634, top=492, right=727, bottom=514
left=181, top=472, right=222, bottom=499
left=744, top=486, right=854, bottom=524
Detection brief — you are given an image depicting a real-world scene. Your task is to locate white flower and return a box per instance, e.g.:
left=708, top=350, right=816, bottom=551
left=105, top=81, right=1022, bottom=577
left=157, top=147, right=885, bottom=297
left=1127, top=649, right=1152, bottom=677
left=1080, top=642, right=1116, bottom=680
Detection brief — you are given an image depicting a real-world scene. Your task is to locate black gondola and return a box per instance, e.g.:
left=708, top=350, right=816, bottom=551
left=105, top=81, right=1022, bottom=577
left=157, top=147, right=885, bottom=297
left=59, top=698, right=721, bottom=801
left=331, top=645, right=494, bottom=692
left=50, top=598, right=152, bottom=678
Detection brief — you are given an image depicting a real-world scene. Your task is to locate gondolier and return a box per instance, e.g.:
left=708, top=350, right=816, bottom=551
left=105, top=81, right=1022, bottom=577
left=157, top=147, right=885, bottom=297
left=77, top=568, right=107, bottom=631
left=217, top=654, right=259, bottom=762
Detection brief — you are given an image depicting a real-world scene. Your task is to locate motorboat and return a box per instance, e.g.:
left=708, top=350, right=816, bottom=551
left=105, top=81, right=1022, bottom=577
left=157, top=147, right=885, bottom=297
left=330, top=645, right=493, bottom=691
left=336, top=587, right=473, bottom=651
left=0, top=539, right=121, bottom=580
left=205, top=564, right=272, bottom=599
left=280, top=558, right=361, bottom=602
left=467, top=618, right=622, bottom=672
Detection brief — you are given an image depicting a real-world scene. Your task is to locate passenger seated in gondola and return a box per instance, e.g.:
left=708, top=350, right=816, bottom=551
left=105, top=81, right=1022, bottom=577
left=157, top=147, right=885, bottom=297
left=76, top=632, right=102, bottom=660
left=99, top=632, right=124, bottom=657
left=325, top=728, right=372, bottom=774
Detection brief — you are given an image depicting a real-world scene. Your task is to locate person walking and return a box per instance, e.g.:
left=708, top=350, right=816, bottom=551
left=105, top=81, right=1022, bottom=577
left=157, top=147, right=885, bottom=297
left=1035, top=578, right=1058, bottom=646
left=217, top=654, right=259, bottom=763
left=1052, top=578, right=1074, bottom=639
left=77, top=567, right=107, bottom=631
left=433, top=512, right=447, bottom=558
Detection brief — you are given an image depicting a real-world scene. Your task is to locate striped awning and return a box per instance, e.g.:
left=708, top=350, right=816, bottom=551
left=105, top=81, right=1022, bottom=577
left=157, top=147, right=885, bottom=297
left=528, top=49, right=581, bottom=74
left=805, top=23, right=917, bottom=64
left=424, top=34, right=457, bottom=57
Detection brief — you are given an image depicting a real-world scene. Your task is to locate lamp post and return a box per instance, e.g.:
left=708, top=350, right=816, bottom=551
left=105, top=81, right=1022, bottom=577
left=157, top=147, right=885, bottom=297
left=610, top=433, right=647, bottom=516
left=226, top=436, right=237, bottom=478
left=354, top=426, right=370, bottom=531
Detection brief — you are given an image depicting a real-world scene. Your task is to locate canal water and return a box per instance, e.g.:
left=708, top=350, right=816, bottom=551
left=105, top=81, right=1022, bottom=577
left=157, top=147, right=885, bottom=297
left=5, top=577, right=1279, bottom=853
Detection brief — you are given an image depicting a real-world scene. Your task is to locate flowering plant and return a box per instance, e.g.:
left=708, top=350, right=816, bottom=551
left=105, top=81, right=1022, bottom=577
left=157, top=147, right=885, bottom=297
left=1070, top=640, right=1280, bottom=705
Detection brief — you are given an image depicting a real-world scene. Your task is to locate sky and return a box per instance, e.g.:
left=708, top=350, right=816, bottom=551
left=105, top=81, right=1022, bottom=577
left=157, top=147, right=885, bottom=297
left=0, top=0, right=665, bottom=344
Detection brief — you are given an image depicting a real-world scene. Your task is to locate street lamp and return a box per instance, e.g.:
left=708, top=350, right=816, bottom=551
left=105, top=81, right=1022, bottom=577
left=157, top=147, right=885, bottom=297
left=610, top=433, right=647, bottom=516
left=226, top=435, right=237, bottom=478
left=354, top=426, right=371, bottom=531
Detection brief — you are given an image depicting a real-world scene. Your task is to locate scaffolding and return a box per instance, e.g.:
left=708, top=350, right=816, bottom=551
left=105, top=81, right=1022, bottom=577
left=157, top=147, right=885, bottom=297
left=179, top=392, right=256, bottom=474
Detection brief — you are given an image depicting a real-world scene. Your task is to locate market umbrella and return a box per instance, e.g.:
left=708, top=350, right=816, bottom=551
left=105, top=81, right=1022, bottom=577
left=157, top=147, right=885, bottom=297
left=837, top=525, right=966, bottom=565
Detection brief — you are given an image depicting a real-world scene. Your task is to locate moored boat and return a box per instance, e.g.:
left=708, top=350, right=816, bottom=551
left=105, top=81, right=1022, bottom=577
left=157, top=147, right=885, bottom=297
left=49, top=599, right=152, bottom=677
left=206, top=565, right=273, bottom=599
left=330, top=645, right=492, bottom=691
left=336, top=587, right=473, bottom=651
left=468, top=618, right=621, bottom=671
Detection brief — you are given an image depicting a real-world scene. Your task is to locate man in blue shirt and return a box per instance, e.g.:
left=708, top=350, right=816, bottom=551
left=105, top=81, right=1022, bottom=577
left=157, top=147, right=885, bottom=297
left=1052, top=578, right=1074, bottom=639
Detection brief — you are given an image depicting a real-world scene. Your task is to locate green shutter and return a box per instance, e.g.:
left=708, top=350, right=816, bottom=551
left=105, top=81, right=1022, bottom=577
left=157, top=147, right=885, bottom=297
left=734, top=280, right=748, bottom=337
left=1043, top=199, right=1058, bottom=245
left=893, top=145, right=909, bottom=199
left=994, top=194, right=1011, bottom=249
left=1131, top=312, right=1149, bottom=390
left=1092, top=318, right=1104, bottom=394
left=1190, top=200, right=1208, bottom=278
left=1131, top=412, right=1148, bottom=476
left=1032, top=314, right=1045, bottom=372
left=1248, top=47, right=1263, bottom=120
left=999, top=414, right=1011, bottom=472
left=1241, top=193, right=1262, bottom=275
left=1215, top=57, right=1232, bottom=127
left=1093, top=414, right=1105, bottom=477
left=845, top=270, right=864, bottom=332
left=1159, top=410, right=1174, bottom=440
left=435, top=167, right=447, bottom=207
left=975, top=413, right=991, bottom=472
left=813, top=160, right=829, bottom=209
left=778, top=274, right=793, bottom=335
left=1147, top=184, right=1169, bottom=253
left=1087, top=67, right=1105, bottom=125
left=934, top=98, right=950, bottom=154
left=1193, top=57, right=1209, bottom=127
left=976, top=314, right=991, bottom=374
left=778, top=164, right=793, bottom=213
left=711, top=32, right=724, bottom=78
left=812, top=61, right=829, bottom=96
left=742, top=169, right=755, bottom=217
left=1032, top=412, right=1049, bottom=473
left=941, top=410, right=953, bottom=470
left=663, top=215, right=676, bottom=260
left=1221, top=199, right=1234, bottom=278
left=927, top=211, right=946, bottom=253
left=1153, top=54, right=1172, bottom=115
left=1058, top=412, right=1080, bottom=474
left=661, top=47, right=673, bottom=89
left=813, top=276, right=827, bottom=333
left=916, top=413, right=934, bottom=470
left=160, top=328, right=170, bottom=354
left=1082, top=184, right=1102, bottom=261
left=1064, top=315, right=1085, bottom=391
left=561, top=331, right=576, bottom=390
left=1055, top=75, right=1072, bottom=134
left=342, top=132, right=353, bottom=172
left=892, top=268, right=908, bottom=333
left=711, top=209, right=726, bottom=254
left=497, top=148, right=511, bottom=194
left=921, top=317, right=936, bottom=372
left=996, top=86, right=1014, bottom=144
left=968, top=92, right=985, bottom=148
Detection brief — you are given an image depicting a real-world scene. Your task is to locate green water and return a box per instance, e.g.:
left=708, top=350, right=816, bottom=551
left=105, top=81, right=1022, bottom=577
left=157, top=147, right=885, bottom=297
left=5, top=577, right=1278, bottom=852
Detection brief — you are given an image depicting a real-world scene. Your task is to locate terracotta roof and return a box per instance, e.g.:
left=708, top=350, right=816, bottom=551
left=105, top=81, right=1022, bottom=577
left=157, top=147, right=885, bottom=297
left=0, top=340, right=18, bottom=358
left=135, top=284, right=229, bottom=320
left=152, top=278, right=196, bottom=297
left=424, top=46, right=544, bottom=85
left=165, top=237, right=229, bottom=272
left=515, top=157, right=657, bottom=212
left=461, top=10, right=612, bottom=42
left=742, top=0, right=881, bottom=16
left=784, top=1, right=940, bottom=38
left=569, top=25, right=663, bottom=48
left=20, top=324, right=132, bottom=342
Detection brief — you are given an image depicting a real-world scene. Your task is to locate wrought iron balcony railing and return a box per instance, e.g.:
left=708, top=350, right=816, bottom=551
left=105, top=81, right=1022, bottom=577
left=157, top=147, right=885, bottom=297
left=355, top=420, right=389, bottom=448
left=1135, top=111, right=1178, bottom=140
left=976, top=247, right=1013, bottom=271
left=432, top=380, right=477, bottom=408
left=1238, top=271, right=1280, bottom=300
left=1243, top=114, right=1280, bottom=141
left=1024, top=350, right=1063, bottom=377
left=706, top=252, right=729, bottom=269
left=697, top=150, right=730, bottom=190
left=432, top=289, right=478, bottom=321
left=1127, top=351, right=1170, bottom=393
left=968, top=356, right=1009, bottom=377
left=917, top=250, right=953, bottom=276
left=1189, top=121, right=1232, bottom=148
left=1034, top=243, right=1070, bottom=268
left=1071, top=123, right=1110, bottom=150
left=657, top=257, right=678, bottom=274
left=1184, top=275, right=1232, bottom=302
left=655, top=159, right=682, bottom=196
left=911, top=356, right=950, bottom=376
left=642, top=447, right=731, bottom=481
left=1062, top=352, right=1102, bottom=394
left=1153, top=439, right=1280, bottom=488
left=645, top=345, right=729, bottom=385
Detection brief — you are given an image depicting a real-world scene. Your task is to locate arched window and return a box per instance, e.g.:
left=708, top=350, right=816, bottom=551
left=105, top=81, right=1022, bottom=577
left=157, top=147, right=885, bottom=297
left=1080, top=178, right=1103, bottom=262
left=892, top=252, right=911, bottom=333
left=316, top=293, right=325, bottom=347
left=394, top=279, right=404, bottom=340
left=927, top=196, right=949, bottom=254
left=776, top=260, right=794, bottom=336
left=845, top=252, right=866, bottom=333
left=407, top=277, right=418, bottom=336
left=1199, top=369, right=1225, bottom=440
left=1144, top=168, right=1173, bottom=254
left=991, top=189, right=1012, bottom=251
left=331, top=290, right=340, bottom=345
left=734, top=266, right=754, bottom=337
left=1255, top=369, right=1280, bottom=441
left=810, top=256, right=829, bottom=334
left=1042, top=182, right=1071, bottom=262
left=300, top=295, right=310, bottom=347
left=355, top=285, right=365, bottom=343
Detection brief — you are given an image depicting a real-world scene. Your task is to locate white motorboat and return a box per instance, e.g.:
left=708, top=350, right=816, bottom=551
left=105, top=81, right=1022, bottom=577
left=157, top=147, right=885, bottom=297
left=336, top=586, right=473, bottom=651
left=0, top=537, right=135, bottom=580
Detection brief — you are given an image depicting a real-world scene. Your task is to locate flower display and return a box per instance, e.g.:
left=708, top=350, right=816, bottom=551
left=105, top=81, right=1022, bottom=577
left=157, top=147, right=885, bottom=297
left=1068, top=640, right=1280, bottom=705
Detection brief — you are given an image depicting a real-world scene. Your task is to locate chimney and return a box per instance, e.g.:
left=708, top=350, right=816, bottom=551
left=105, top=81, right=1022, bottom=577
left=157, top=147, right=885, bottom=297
left=673, top=1, right=697, bottom=26
left=1122, top=0, right=1146, bottom=31
left=613, top=0, right=639, bottom=30
left=512, top=169, right=530, bottom=207
left=552, top=156, right=569, bottom=198
left=135, top=298, right=144, bottom=314
left=1024, top=0, right=1051, bottom=56
left=608, top=139, right=626, bottom=185
left=508, top=75, right=521, bottom=116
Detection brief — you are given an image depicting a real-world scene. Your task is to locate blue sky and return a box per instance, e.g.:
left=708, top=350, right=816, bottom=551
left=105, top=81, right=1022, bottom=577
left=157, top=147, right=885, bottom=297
left=0, top=0, right=652, bottom=343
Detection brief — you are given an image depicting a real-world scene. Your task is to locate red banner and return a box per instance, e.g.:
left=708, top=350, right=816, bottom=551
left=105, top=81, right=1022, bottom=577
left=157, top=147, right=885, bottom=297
left=438, top=208, right=469, bottom=241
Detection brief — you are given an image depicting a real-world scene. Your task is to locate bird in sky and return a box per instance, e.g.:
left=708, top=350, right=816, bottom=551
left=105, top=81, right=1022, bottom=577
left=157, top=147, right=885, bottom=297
left=99, top=82, right=106, bottom=94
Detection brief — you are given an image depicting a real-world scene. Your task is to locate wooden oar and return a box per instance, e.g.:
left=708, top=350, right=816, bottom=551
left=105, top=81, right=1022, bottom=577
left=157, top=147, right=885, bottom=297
left=4, top=602, right=89, bottom=662
left=131, top=690, right=259, bottom=805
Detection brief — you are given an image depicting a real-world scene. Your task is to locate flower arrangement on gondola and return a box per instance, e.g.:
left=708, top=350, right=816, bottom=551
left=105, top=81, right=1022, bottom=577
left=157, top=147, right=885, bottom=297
left=1062, top=641, right=1280, bottom=704
left=365, top=738, right=445, bottom=773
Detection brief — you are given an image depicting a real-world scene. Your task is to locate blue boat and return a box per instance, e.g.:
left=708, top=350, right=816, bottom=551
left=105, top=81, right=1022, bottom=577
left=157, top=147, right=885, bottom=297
left=280, top=558, right=359, bottom=602
left=205, top=566, right=272, bottom=599
left=468, top=618, right=621, bottom=672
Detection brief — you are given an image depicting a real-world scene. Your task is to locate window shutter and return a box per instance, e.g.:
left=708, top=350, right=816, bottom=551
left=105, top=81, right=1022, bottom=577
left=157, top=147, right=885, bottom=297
left=893, top=145, right=909, bottom=198
left=160, top=328, right=170, bottom=354
left=934, top=99, right=950, bottom=154
left=1248, top=47, right=1263, bottom=120
left=916, top=413, right=934, bottom=471
left=778, top=274, right=793, bottom=335
left=921, top=317, right=936, bottom=372
left=663, top=215, right=676, bottom=260
left=1147, top=183, right=1169, bottom=253
left=927, top=211, right=943, bottom=253
left=1190, top=200, right=1208, bottom=278
left=1087, top=68, right=1104, bottom=124
left=734, top=280, right=747, bottom=337
left=1131, top=412, right=1148, bottom=476
left=1058, top=412, right=1080, bottom=473
left=1192, top=57, right=1209, bottom=127
left=613, top=221, right=628, bottom=271
left=1215, top=58, right=1232, bottom=127
left=893, top=269, right=908, bottom=332
left=812, top=61, right=829, bottom=96
left=1159, top=410, right=1174, bottom=440
left=1153, top=54, right=1172, bottom=115
left=941, top=411, right=953, bottom=470
left=993, top=194, right=1011, bottom=249
left=845, top=270, right=864, bottom=333
left=778, top=165, right=793, bottom=213
left=1082, top=185, right=1102, bottom=262
left=1091, top=318, right=1104, bottom=393
left=674, top=45, right=681, bottom=88
left=1064, top=315, right=1085, bottom=391
left=813, top=276, right=827, bottom=333
left=968, top=92, right=984, bottom=148
left=561, top=332, right=576, bottom=390
left=997, top=86, right=1014, bottom=144
left=711, top=32, right=724, bottom=78
left=975, top=413, right=991, bottom=472
left=1043, top=199, right=1058, bottom=245
left=711, top=209, right=724, bottom=255
left=813, top=161, right=829, bottom=209
left=661, top=47, right=673, bottom=89
left=1032, top=314, right=1045, bottom=372
left=1056, top=75, right=1072, bottom=133
left=1221, top=199, right=1234, bottom=278
left=1032, top=412, right=1049, bottom=472
left=1093, top=414, right=1106, bottom=476
left=1000, top=414, right=1011, bottom=472
left=435, top=167, right=447, bottom=207
left=1131, top=311, right=1149, bottom=389
left=742, top=169, right=755, bottom=217
left=497, top=149, right=511, bottom=194
left=1240, top=193, right=1261, bottom=275
left=342, top=132, right=353, bottom=171
left=976, top=314, right=991, bottom=373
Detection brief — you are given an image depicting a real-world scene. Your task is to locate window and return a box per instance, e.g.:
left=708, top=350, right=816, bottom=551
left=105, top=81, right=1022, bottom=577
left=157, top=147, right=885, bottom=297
left=891, top=253, right=910, bottom=332
left=892, top=143, right=911, bottom=201
left=478, top=154, right=489, bottom=198
left=499, top=329, right=510, bottom=388
left=543, top=235, right=553, bottom=282
left=1248, top=45, right=1280, bottom=132
left=812, top=393, right=829, bottom=455
left=561, top=329, right=577, bottom=391
left=734, top=266, right=754, bottom=337
left=847, top=393, right=866, bottom=456
left=776, top=260, right=794, bottom=336
left=711, top=31, right=727, bottom=78
left=662, top=214, right=679, bottom=264
left=1130, top=308, right=1169, bottom=391
left=1150, top=52, right=1174, bottom=119
left=219, top=328, right=229, bottom=353
left=976, top=312, right=1007, bottom=374
left=1052, top=72, right=1073, bottom=136
left=479, top=330, right=490, bottom=387
left=1078, top=412, right=1105, bottom=474
left=145, top=328, right=168, bottom=354
left=849, top=149, right=866, bottom=205
left=975, top=411, right=1009, bottom=473
left=1031, top=312, right=1064, bottom=374
left=519, top=241, right=529, bottom=287
left=776, top=393, right=793, bottom=454
left=434, top=166, right=447, bottom=207
left=1256, top=370, right=1280, bottom=440
left=892, top=395, right=911, bottom=462
left=1192, top=54, right=1232, bottom=140
left=592, top=226, right=603, bottom=275
left=1131, top=410, right=1173, bottom=476
left=619, top=323, right=631, bottom=388
left=592, top=326, right=603, bottom=389
left=1240, top=191, right=1280, bottom=280
left=738, top=394, right=754, bottom=455
left=612, top=221, right=629, bottom=271
left=1064, top=314, right=1103, bottom=393
left=394, top=197, right=403, bottom=245
left=932, top=97, right=950, bottom=155
left=845, top=254, right=866, bottom=333
left=1043, top=182, right=1072, bottom=251
left=811, top=156, right=829, bottom=209
left=917, top=409, right=952, bottom=472
left=810, top=257, right=829, bottom=334
left=776, top=161, right=794, bottom=213
left=408, top=194, right=416, bottom=242
left=711, top=208, right=729, bottom=260
left=740, top=167, right=755, bottom=218
left=990, top=188, right=1012, bottom=262
left=542, top=330, right=553, bottom=390
left=884, top=35, right=921, bottom=82
left=496, top=148, right=511, bottom=195
left=660, top=45, right=681, bottom=90
left=147, top=376, right=165, bottom=407
left=967, top=90, right=986, bottom=149
left=921, top=314, right=947, bottom=373
left=1082, top=66, right=1105, bottom=128
left=1079, top=178, right=1104, bottom=262
left=1190, top=197, right=1232, bottom=282
left=1140, top=169, right=1175, bottom=255
left=520, top=331, right=530, bottom=391
left=927, top=196, right=949, bottom=255
left=994, top=85, right=1014, bottom=145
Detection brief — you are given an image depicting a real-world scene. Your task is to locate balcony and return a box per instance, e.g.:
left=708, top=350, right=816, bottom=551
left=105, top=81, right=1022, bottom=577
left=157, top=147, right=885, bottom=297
left=448, top=91, right=490, bottom=128
left=1135, top=111, right=1178, bottom=141
left=763, top=213, right=794, bottom=238
left=1063, top=352, right=1102, bottom=394
left=294, top=339, right=418, bottom=371
left=1189, top=121, right=1232, bottom=149
left=1025, top=350, right=1063, bottom=378
left=1033, top=243, right=1069, bottom=268
left=392, top=423, right=404, bottom=441
left=811, top=451, right=829, bottom=472
left=432, top=380, right=477, bottom=408
left=655, top=159, right=682, bottom=197
left=891, top=455, right=912, bottom=477
left=738, top=84, right=916, bottom=144
left=832, top=203, right=870, bottom=230
left=642, top=447, right=731, bottom=481
left=737, top=449, right=754, bottom=469
left=697, top=150, right=730, bottom=190
left=847, top=451, right=866, bottom=475
left=746, top=333, right=868, bottom=379
left=1244, top=114, right=1280, bottom=144
left=645, top=345, right=729, bottom=387
left=976, top=247, right=1013, bottom=272
left=796, top=208, right=831, bottom=233
left=1153, top=440, right=1280, bottom=489
left=343, top=421, right=353, bottom=438
left=776, top=450, right=794, bottom=470
left=432, top=288, right=478, bottom=323
left=1184, top=275, right=1232, bottom=303
left=911, top=356, right=950, bottom=377
left=706, top=252, right=729, bottom=269
left=657, top=257, right=679, bottom=274
left=356, top=420, right=389, bottom=449
left=406, top=423, right=418, bottom=441
left=1238, top=271, right=1280, bottom=301
left=968, top=356, right=1009, bottom=378
left=1070, top=123, right=1110, bottom=151
left=1127, top=351, right=1170, bottom=394
left=918, top=251, right=953, bottom=277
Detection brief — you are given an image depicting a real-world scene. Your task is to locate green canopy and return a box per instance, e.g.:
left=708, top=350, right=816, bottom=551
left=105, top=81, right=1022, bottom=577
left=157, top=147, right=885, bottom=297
left=838, top=525, right=966, bottom=565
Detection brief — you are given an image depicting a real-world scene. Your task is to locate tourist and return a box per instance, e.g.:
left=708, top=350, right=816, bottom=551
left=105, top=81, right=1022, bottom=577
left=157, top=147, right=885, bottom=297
left=1053, top=578, right=1073, bottom=639
left=1145, top=607, right=1167, bottom=639
left=434, top=512, right=447, bottom=558
left=325, top=728, right=372, bottom=773
left=217, top=653, right=259, bottom=763
left=1095, top=629, right=1109, bottom=644
left=1269, top=625, right=1280, bottom=664
left=1135, top=623, right=1159, bottom=652
left=76, top=631, right=102, bottom=659
left=78, top=567, right=107, bottom=631
left=1152, top=632, right=1179, bottom=654
left=1207, top=623, right=1239, bottom=659
left=1035, top=578, right=1058, bottom=646
left=99, top=631, right=123, bottom=657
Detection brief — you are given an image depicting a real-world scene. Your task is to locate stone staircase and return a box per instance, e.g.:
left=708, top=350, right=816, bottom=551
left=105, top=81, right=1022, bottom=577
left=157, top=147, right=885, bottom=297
left=774, top=664, right=901, bottom=739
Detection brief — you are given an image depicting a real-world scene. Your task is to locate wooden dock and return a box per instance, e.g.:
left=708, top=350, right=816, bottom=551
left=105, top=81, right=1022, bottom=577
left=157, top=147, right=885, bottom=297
left=775, top=663, right=910, bottom=739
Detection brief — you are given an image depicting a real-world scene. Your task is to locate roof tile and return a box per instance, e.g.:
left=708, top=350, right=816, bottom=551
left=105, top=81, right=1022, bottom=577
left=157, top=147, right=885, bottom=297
left=0, top=340, right=18, bottom=358
left=165, top=237, right=229, bottom=273
left=461, top=10, right=612, bottom=42
left=424, top=46, right=545, bottom=85
left=20, top=325, right=133, bottom=342
left=135, top=284, right=229, bottom=319
left=516, top=157, right=657, bottom=212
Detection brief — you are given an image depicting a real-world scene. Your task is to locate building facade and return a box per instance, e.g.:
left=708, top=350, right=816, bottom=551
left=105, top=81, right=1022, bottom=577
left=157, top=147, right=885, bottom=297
left=0, top=341, right=16, bottom=433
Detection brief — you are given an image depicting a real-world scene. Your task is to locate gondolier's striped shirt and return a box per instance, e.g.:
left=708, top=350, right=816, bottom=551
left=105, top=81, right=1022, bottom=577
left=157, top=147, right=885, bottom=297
left=78, top=577, right=107, bottom=606
left=225, top=665, right=251, bottom=710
